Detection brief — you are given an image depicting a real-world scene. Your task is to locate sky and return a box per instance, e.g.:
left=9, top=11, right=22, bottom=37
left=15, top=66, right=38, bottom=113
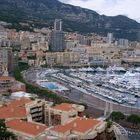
left=59, top=0, right=140, bottom=22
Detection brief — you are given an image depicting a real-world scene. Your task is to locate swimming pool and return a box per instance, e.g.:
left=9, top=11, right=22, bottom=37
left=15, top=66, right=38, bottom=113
left=38, top=81, right=69, bottom=91
left=40, top=82, right=59, bottom=90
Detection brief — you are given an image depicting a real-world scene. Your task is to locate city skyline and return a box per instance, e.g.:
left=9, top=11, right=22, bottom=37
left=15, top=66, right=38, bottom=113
left=60, top=0, right=140, bottom=22
left=0, top=12, right=140, bottom=140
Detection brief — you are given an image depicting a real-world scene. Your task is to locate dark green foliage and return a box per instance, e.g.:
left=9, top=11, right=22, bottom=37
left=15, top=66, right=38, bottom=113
left=18, top=62, right=30, bottom=71
left=13, top=68, right=24, bottom=82
left=110, top=111, right=140, bottom=127
left=78, top=102, right=88, bottom=109
left=111, top=111, right=125, bottom=121
left=0, top=119, right=16, bottom=140
left=0, top=0, right=140, bottom=40
left=127, top=114, right=140, bottom=126
left=107, top=120, right=113, bottom=128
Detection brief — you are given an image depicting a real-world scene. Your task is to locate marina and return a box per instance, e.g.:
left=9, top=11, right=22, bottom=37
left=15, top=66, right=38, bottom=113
left=23, top=66, right=140, bottom=109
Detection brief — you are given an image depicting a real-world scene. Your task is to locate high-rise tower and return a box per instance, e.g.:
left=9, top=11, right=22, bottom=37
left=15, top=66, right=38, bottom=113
left=107, top=33, right=113, bottom=44
left=54, top=19, right=62, bottom=31
left=50, top=19, right=65, bottom=52
left=0, top=47, right=15, bottom=75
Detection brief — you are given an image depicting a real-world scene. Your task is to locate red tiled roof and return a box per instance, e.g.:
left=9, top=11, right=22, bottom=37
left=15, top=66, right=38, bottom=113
left=51, top=117, right=101, bottom=133
left=6, top=119, right=47, bottom=137
left=0, top=106, right=27, bottom=119
left=51, top=103, right=75, bottom=111
left=0, top=98, right=32, bottom=119
left=0, top=76, right=14, bottom=81
left=9, top=98, right=31, bottom=107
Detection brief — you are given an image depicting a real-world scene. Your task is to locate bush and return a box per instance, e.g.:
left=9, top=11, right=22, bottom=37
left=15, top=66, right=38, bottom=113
left=111, top=111, right=125, bottom=121
left=127, top=114, right=140, bottom=126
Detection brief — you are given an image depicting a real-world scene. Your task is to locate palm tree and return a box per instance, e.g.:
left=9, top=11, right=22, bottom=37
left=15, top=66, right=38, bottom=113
left=0, top=119, right=16, bottom=140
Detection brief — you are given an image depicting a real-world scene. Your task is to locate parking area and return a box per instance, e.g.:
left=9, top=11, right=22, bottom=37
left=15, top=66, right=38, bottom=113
left=126, top=128, right=140, bottom=140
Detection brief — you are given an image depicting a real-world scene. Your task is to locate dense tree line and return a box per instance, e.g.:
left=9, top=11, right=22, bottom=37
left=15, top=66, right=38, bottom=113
left=13, top=62, right=88, bottom=108
left=110, top=111, right=140, bottom=127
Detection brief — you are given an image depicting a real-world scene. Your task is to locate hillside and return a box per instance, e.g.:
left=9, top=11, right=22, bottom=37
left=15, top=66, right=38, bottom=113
left=0, top=0, right=140, bottom=40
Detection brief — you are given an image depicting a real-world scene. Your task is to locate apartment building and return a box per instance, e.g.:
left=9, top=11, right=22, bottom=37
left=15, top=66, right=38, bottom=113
left=0, top=47, right=15, bottom=74
left=86, top=44, right=121, bottom=66
left=0, top=76, right=15, bottom=88
left=45, top=103, right=85, bottom=126
left=72, top=47, right=89, bottom=65
left=0, top=97, right=115, bottom=140
left=0, top=30, right=7, bottom=39
left=26, top=99, right=45, bottom=123
left=46, top=52, right=80, bottom=66
left=0, top=76, right=26, bottom=93
left=48, top=117, right=107, bottom=140
left=88, top=43, right=121, bottom=59
left=20, top=37, right=31, bottom=50
left=0, top=98, right=45, bottom=123
left=117, top=39, right=129, bottom=47
left=65, top=40, right=79, bottom=50
left=6, top=119, right=48, bottom=140
left=0, top=98, right=32, bottom=120
left=49, top=19, right=65, bottom=52
left=121, top=46, right=140, bottom=66
left=50, top=30, right=65, bottom=52
left=31, top=42, right=49, bottom=52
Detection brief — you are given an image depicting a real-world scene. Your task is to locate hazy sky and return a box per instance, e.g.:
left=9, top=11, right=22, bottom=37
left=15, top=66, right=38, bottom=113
left=59, top=0, right=140, bottom=22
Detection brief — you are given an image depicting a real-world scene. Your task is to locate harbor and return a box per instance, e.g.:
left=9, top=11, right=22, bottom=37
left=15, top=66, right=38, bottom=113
left=23, top=67, right=140, bottom=115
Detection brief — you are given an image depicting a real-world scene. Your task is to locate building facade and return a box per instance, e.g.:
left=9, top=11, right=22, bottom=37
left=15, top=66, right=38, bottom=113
left=0, top=76, right=26, bottom=93
left=0, top=97, right=115, bottom=140
left=49, top=19, right=65, bottom=52
left=45, top=103, right=85, bottom=126
left=50, top=30, right=65, bottom=52
left=46, top=52, right=80, bottom=66
left=0, top=47, right=15, bottom=74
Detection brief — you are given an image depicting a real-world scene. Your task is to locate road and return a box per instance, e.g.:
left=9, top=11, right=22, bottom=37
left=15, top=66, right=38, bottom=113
left=125, top=128, right=140, bottom=140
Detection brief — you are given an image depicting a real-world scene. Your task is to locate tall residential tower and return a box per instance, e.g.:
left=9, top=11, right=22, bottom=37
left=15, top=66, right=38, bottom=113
left=50, top=19, right=65, bottom=52
left=0, top=47, right=15, bottom=75
left=54, top=19, right=62, bottom=31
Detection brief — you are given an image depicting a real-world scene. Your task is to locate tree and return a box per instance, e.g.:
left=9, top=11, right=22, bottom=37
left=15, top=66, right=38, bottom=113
left=18, top=62, right=30, bottom=71
left=111, top=111, right=125, bottom=121
left=0, top=119, right=16, bottom=140
left=127, top=114, right=140, bottom=127
left=107, top=120, right=113, bottom=129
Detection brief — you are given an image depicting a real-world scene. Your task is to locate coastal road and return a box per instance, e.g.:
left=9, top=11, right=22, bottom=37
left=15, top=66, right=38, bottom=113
left=49, top=75, right=140, bottom=116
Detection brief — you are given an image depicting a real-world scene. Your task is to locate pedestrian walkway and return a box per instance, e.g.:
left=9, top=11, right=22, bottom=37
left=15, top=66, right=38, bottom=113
left=113, top=122, right=128, bottom=140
